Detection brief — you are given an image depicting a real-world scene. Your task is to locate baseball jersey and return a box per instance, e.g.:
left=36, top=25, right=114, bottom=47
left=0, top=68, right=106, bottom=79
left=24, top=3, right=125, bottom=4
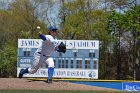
left=36, top=35, right=58, bottom=57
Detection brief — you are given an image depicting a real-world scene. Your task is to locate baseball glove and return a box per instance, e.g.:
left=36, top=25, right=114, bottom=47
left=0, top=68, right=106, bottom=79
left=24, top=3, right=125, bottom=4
left=57, top=42, right=66, bottom=53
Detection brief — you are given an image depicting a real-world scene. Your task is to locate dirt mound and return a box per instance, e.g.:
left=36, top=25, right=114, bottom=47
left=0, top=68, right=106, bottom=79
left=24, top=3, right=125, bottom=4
left=0, top=78, right=118, bottom=91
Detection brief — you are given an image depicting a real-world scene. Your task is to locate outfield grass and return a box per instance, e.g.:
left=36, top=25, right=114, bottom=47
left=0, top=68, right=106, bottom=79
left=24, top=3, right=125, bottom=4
left=0, top=90, right=138, bottom=93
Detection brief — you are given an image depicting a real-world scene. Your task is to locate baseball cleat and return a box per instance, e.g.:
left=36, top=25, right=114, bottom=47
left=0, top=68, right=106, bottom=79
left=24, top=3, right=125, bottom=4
left=19, top=68, right=29, bottom=78
left=19, top=69, right=24, bottom=79
left=47, top=79, right=52, bottom=83
left=44, top=79, right=52, bottom=84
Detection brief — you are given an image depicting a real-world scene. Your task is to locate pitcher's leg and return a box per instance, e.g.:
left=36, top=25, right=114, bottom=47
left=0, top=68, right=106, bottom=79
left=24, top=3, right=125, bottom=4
left=46, top=57, right=54, bottom=83
left=29, top=54, right=47, bottom=74
left=19, top=53, right=46, bottom=78
left=48, top=67, right=54, bottom=83
left=28, top=54, right=42, bottom=74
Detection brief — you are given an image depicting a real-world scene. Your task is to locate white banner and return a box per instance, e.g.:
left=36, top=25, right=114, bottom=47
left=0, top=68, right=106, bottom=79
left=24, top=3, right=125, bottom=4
left=18, top=39, right=42, bottom=48
left=17, top=68, right=98, bottom=79
left=18, top=39, right=99, bottom=49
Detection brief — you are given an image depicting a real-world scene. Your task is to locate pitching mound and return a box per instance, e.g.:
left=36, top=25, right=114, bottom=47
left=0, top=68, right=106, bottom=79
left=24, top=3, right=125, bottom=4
left=0, top=78, right=119, bottom=91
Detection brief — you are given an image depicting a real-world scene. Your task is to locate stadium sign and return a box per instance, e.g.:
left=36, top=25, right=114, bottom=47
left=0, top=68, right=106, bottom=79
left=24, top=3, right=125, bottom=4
left=17, top=39, right=99, bottom=79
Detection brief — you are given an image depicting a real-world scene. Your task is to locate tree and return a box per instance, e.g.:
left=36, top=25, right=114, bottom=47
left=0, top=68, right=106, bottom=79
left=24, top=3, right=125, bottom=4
left=58, top=0, right=113, bottom=79
left=10, top=0, right=45, bottom=39
left=124, top=5, right=140, bottom=80
left=0, top=9, right=14, bottom=47
left=0, top=0, right=52, bottom=77
left=0, top=41, right=17, bottom=77
left=58, top=0, right=110, bottom=40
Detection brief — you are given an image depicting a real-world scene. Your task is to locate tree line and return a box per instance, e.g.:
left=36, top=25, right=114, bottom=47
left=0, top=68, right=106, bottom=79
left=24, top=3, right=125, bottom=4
left=0, top=0, right=140, bottom=80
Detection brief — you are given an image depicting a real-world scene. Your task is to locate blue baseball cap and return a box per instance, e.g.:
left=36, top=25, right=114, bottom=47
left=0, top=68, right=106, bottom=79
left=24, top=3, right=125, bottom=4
left=49, top=25, right=58, bottom=31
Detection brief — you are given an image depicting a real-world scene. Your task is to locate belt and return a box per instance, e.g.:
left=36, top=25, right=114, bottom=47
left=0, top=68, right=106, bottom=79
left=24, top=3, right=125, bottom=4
left=37, top=52, right=50, bottom=57
left=37, top=52, right=41, bottom=54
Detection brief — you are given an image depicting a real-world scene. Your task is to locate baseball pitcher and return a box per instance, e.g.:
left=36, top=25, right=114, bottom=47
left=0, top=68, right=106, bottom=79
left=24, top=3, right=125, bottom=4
left=19, top=25, right=66, bottom=83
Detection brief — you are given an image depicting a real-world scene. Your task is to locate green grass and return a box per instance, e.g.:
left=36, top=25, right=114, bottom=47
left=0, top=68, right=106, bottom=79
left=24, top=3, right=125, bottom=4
left=0, top=90, right=138, bottom=93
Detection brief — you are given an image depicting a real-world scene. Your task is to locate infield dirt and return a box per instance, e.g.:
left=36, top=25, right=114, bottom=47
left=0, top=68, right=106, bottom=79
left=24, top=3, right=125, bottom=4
left=0, top=78, right=119, bottom=91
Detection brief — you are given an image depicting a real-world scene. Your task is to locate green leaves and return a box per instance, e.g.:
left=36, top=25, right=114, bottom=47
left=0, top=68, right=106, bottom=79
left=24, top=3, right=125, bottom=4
left=0, top=42, right=17, bottom=77
left=125, top=5, right=140, bottom=33
left=59, top=0, right=109, bottom=40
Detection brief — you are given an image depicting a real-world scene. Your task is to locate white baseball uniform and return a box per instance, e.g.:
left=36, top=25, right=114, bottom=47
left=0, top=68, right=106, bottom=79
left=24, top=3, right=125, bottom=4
left=28, top=35, right=58, bottom=74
